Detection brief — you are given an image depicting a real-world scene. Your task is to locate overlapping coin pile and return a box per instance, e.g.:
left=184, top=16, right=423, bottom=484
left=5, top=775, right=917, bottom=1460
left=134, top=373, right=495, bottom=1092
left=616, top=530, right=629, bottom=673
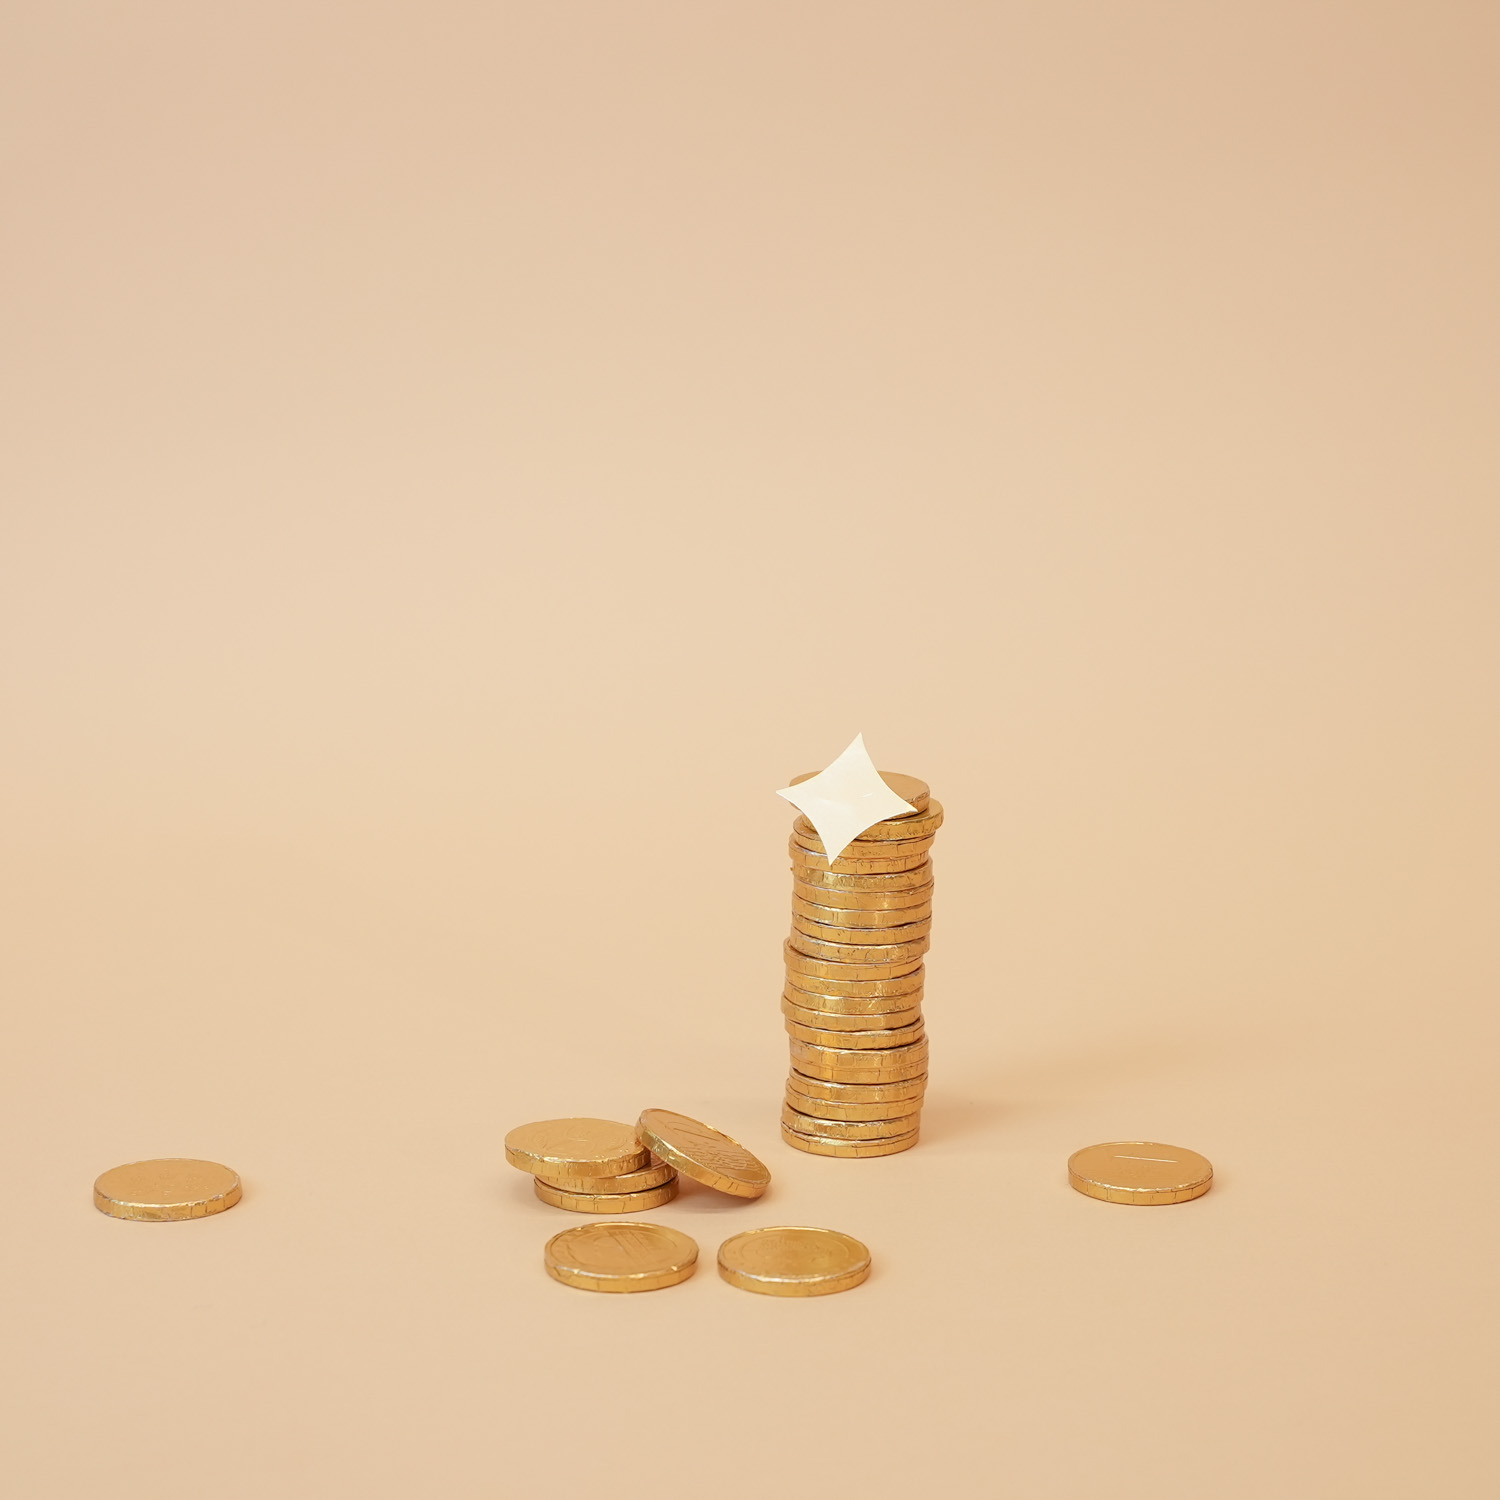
left=781, top=771, right=940, bottom=1156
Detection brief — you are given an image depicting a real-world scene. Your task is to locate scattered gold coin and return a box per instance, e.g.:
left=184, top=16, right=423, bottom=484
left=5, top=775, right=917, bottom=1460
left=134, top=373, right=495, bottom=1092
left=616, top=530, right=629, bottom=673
left=717, top=1226, right=871, bottom=1297
left=544, top=1221, right=699, bottom=1293
left=532, top=1155, right=676, bottom=1193
left=780, top=1103, right=922, bottom=1140
left=533, top=1177, right=679, bottom=1213
left=780, top=996, right=923, bottom=1031
left=1067, top=1142, right=1214, bottom=1204
left=92, top=1159, right=242, bottom=1222
left=781, top=1124, right=920, bottom=1157
left=788, top=769, right=930, bottom=813
left=504, top=1119, right=648, bottom=1178
left=636, top=1108, right=771, bottom=1198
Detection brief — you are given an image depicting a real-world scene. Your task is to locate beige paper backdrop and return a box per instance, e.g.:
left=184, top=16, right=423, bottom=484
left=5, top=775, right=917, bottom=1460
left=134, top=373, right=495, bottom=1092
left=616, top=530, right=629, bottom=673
left=3, top=4, right=1497, bottom=1496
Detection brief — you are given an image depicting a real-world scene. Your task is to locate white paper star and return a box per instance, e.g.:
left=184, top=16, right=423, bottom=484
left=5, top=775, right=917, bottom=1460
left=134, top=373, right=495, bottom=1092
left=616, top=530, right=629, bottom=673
left=775, top=734, right=918, bottom=861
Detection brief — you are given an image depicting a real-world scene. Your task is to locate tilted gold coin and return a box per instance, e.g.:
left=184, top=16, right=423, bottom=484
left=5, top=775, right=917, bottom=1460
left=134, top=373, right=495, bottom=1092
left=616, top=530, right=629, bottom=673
left=788, top=1036, right=929, bottom=1082
left=793, top=861, right=934, bottom=895
left=533, top=1177, right=679, bottom=1214
left=1067, top=1142, right=1214, bottom=1205
left=788, top=1069, right=927, bottom=1104
left=504, top=1118, right=649, bottom=1178
left=783, top=986, right=923, bottom=1020
left=788, top=931, right=929, bottom=967
left=785, top=1084, right=922, bottom=1122
left=795, top=800, right=943, bottom=844
left=781, top=996, right=923, bottom=1032
left=718, top=1226, right=871, bottom=1297
left=636, top=1109, right=771, bottom=1198
left=791, top=840, right=932, bottom=876
left=532, top=1154, right=676, bottom=1193
left=784, top=962, right=926, bottom=1000
left=789, top=769, right=930, bottom=813
left=791, top=914, right=933, bottom=947
left=792, top=894, right=933, bottom=928
left=792, top=878, right=933, bottom=912
left=781, top=1103, right=922, bottom=1140
left=93, top=1159, right=242, bottom=1222
left=781, top=1124, right=920, bottom=1157
left=784, top=941, right=923, bottom=983
left=544, top=1221, right=699, bottom=1293
left=784, top=1016, right=926, bottom=1050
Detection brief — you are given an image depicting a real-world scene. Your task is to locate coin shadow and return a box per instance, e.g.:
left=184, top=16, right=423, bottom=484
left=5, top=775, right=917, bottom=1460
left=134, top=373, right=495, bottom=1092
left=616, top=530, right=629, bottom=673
left=656, top=1178, right=763, bottom=1217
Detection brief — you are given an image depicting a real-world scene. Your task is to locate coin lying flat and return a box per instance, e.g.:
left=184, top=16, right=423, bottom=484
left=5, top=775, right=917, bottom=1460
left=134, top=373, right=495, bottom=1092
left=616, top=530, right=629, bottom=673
left=792, top=879, right=933, bottom=912
left=718, top=1226, right=871, bottom=1297
left=544, top=1221, right=699, bottom=1292
left=793, top=862, right=934, bottom=895
left=93, top=1159, right=242, bottom=1222
left=783, top=986, right=923, bottom=1020
left=784, top=1017, right=926, bottom=1050
left=795, top=800, right=943, bottom=844
left=636, top=1109, right=771, bottom=1198
left=533, top=1177, right=679, bottom=1213
left=781, top=1103, right=922, bottom=1140
left=532, top=1154, right=676, bottom=1193
left=784, top=943, right=923, bottom=983
left=788, top=1037, right=929, bottom=1082
left=791, top=914, right=934, bottom=946
left=787, top=1069, right=928, bottom=1104
left=784, top=1086, right=923, bottom=1122
left=789, top=770, right=930, bottom=813
left=1068, top=1142, right=1214, bottom=1205
left=504, top=1119, right=649, bottom=1178
left=781, top=1124, right=920, bottom=1157
left=792, top=895, right=933, bottom=929
left=787, top=931, right=930, bottom=966
left=784, top=963, right=926, bottom=1001
left=781, top=997, right=923, bottom=1032
left=791, top=841, right=932, bottom=876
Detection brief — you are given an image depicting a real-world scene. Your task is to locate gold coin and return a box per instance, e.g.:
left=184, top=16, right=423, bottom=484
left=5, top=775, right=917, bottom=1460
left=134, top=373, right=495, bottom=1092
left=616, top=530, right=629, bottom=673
left=636, top=1108, right=770, bottom=1198
left=785, top=941, right=924, bottom=982
left=788, top=1037, right=929, bottom=1081
left=544, top=1221, right=698, bottom=1293
left=792, top=879, right=933, bottom=912
left=532, top=1154, right=677, bottom=1193
left=504, top=1118, right=649, bottom=1178
left=791, top=834, right=935, bottom=869
left=791, top=913, right=933, bottom=947
left=717, top=1226, right=871, bottom=1297
left=781, top=1102, right=922, bottom=1140
left=793, top=861, right=934, bottom=894
left=788, top=930, right=930, bottom=965
left=533, top=1177, right=679, bottom=1213
left=784, top=1016, right=926, bottom=1050
left=785, top=1085, right=922, bottom=1122
left=784, top=963, right=925, bottom=1000
left=789, top=769, right=930, bottom=813
left=791, top=894, right=932, bottom=929
left=1067, top=1142, right=1214, bottom=1205
left=783, top=985, right=922, bottom=1019
left=781, top=1124, right=920, bottom=1157
left=781, top=996, right=922, bottom=1031
left=92, top=1159, right=242, bottom=1222
left=788, top=1069, right=926, bottom=1104
left=794, top=800, right=943, bottom=844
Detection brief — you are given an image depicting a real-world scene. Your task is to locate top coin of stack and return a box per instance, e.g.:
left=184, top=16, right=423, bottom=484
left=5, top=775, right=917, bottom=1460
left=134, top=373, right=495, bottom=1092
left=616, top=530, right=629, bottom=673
left=781, top=770, right=938, bottom=1157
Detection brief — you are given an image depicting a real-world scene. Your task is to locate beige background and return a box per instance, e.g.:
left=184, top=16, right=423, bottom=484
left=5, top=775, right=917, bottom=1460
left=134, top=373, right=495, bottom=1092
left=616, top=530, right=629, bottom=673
left=3, top=4, right=1497, bottom=1496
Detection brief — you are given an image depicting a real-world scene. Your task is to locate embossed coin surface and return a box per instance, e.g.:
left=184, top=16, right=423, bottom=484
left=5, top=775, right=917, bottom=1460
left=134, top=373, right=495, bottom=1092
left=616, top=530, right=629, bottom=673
left=533, top=1177, right=678, bottom=1214
left=504, top=1119, right=649, bottom=1178
left=544, top=1222, right=699, bottom=1292
left=718, top=1226, right=871, bottom=1297
left=636, top=1109, right=771, bottom=1198
left=1068, top=1142, right=1214, bottom=1204
left=93, top=1159, right=242, bottom=1221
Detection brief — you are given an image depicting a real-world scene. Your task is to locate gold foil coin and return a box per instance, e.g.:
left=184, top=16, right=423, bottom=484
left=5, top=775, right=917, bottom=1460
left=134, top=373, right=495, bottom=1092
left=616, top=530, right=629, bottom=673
left=792, top=894, right=933, bottom=928
left=790, top=840, right=932, bottom=875
left=504, top=1118, right=649, bottom=1178
left=636, top=1109, right=771, bottom=1198
left=788, top=1037, right=929, bottom=1082
left=717, top=1226, right=872, bottom=1297
left=784, top=1017, right=926, bottom=1050
left=533, top=1177, right=679, bottom=1214
left=532, top=1154, right=676, bottom=1193
left=781, top=1124, right=920, bottom=1157
left=784, top=1086, right=922, bottom=1122
left=781, top=997, right=923, bottom=1032
left=781, top=1103, right=922, bottom=1140
left=93, top=1159, right=242, bottom=1222
left=1067, top=1142, right=1214, bottom=1204
left=789, top=770, right=930, bottom=813
left=787, top=1070, right=927, bottom=1104
left=791, top=914, right=933, bottom=947
left=791, top=879, right=933, bottom=912
left=793, top=862, right=934, bottom=894
left=784, top=963, right=926, bottom=1000
left=794, top=800, right=943, bottom=843
left=784, top=942, right=923, bottom=983
left=544, top=1221, right=699, bottom=1292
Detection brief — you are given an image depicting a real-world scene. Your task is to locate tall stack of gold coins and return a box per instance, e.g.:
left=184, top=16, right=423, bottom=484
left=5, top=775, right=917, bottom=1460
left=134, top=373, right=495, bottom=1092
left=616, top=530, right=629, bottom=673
left=781, top=773, right=940, bottom=1157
